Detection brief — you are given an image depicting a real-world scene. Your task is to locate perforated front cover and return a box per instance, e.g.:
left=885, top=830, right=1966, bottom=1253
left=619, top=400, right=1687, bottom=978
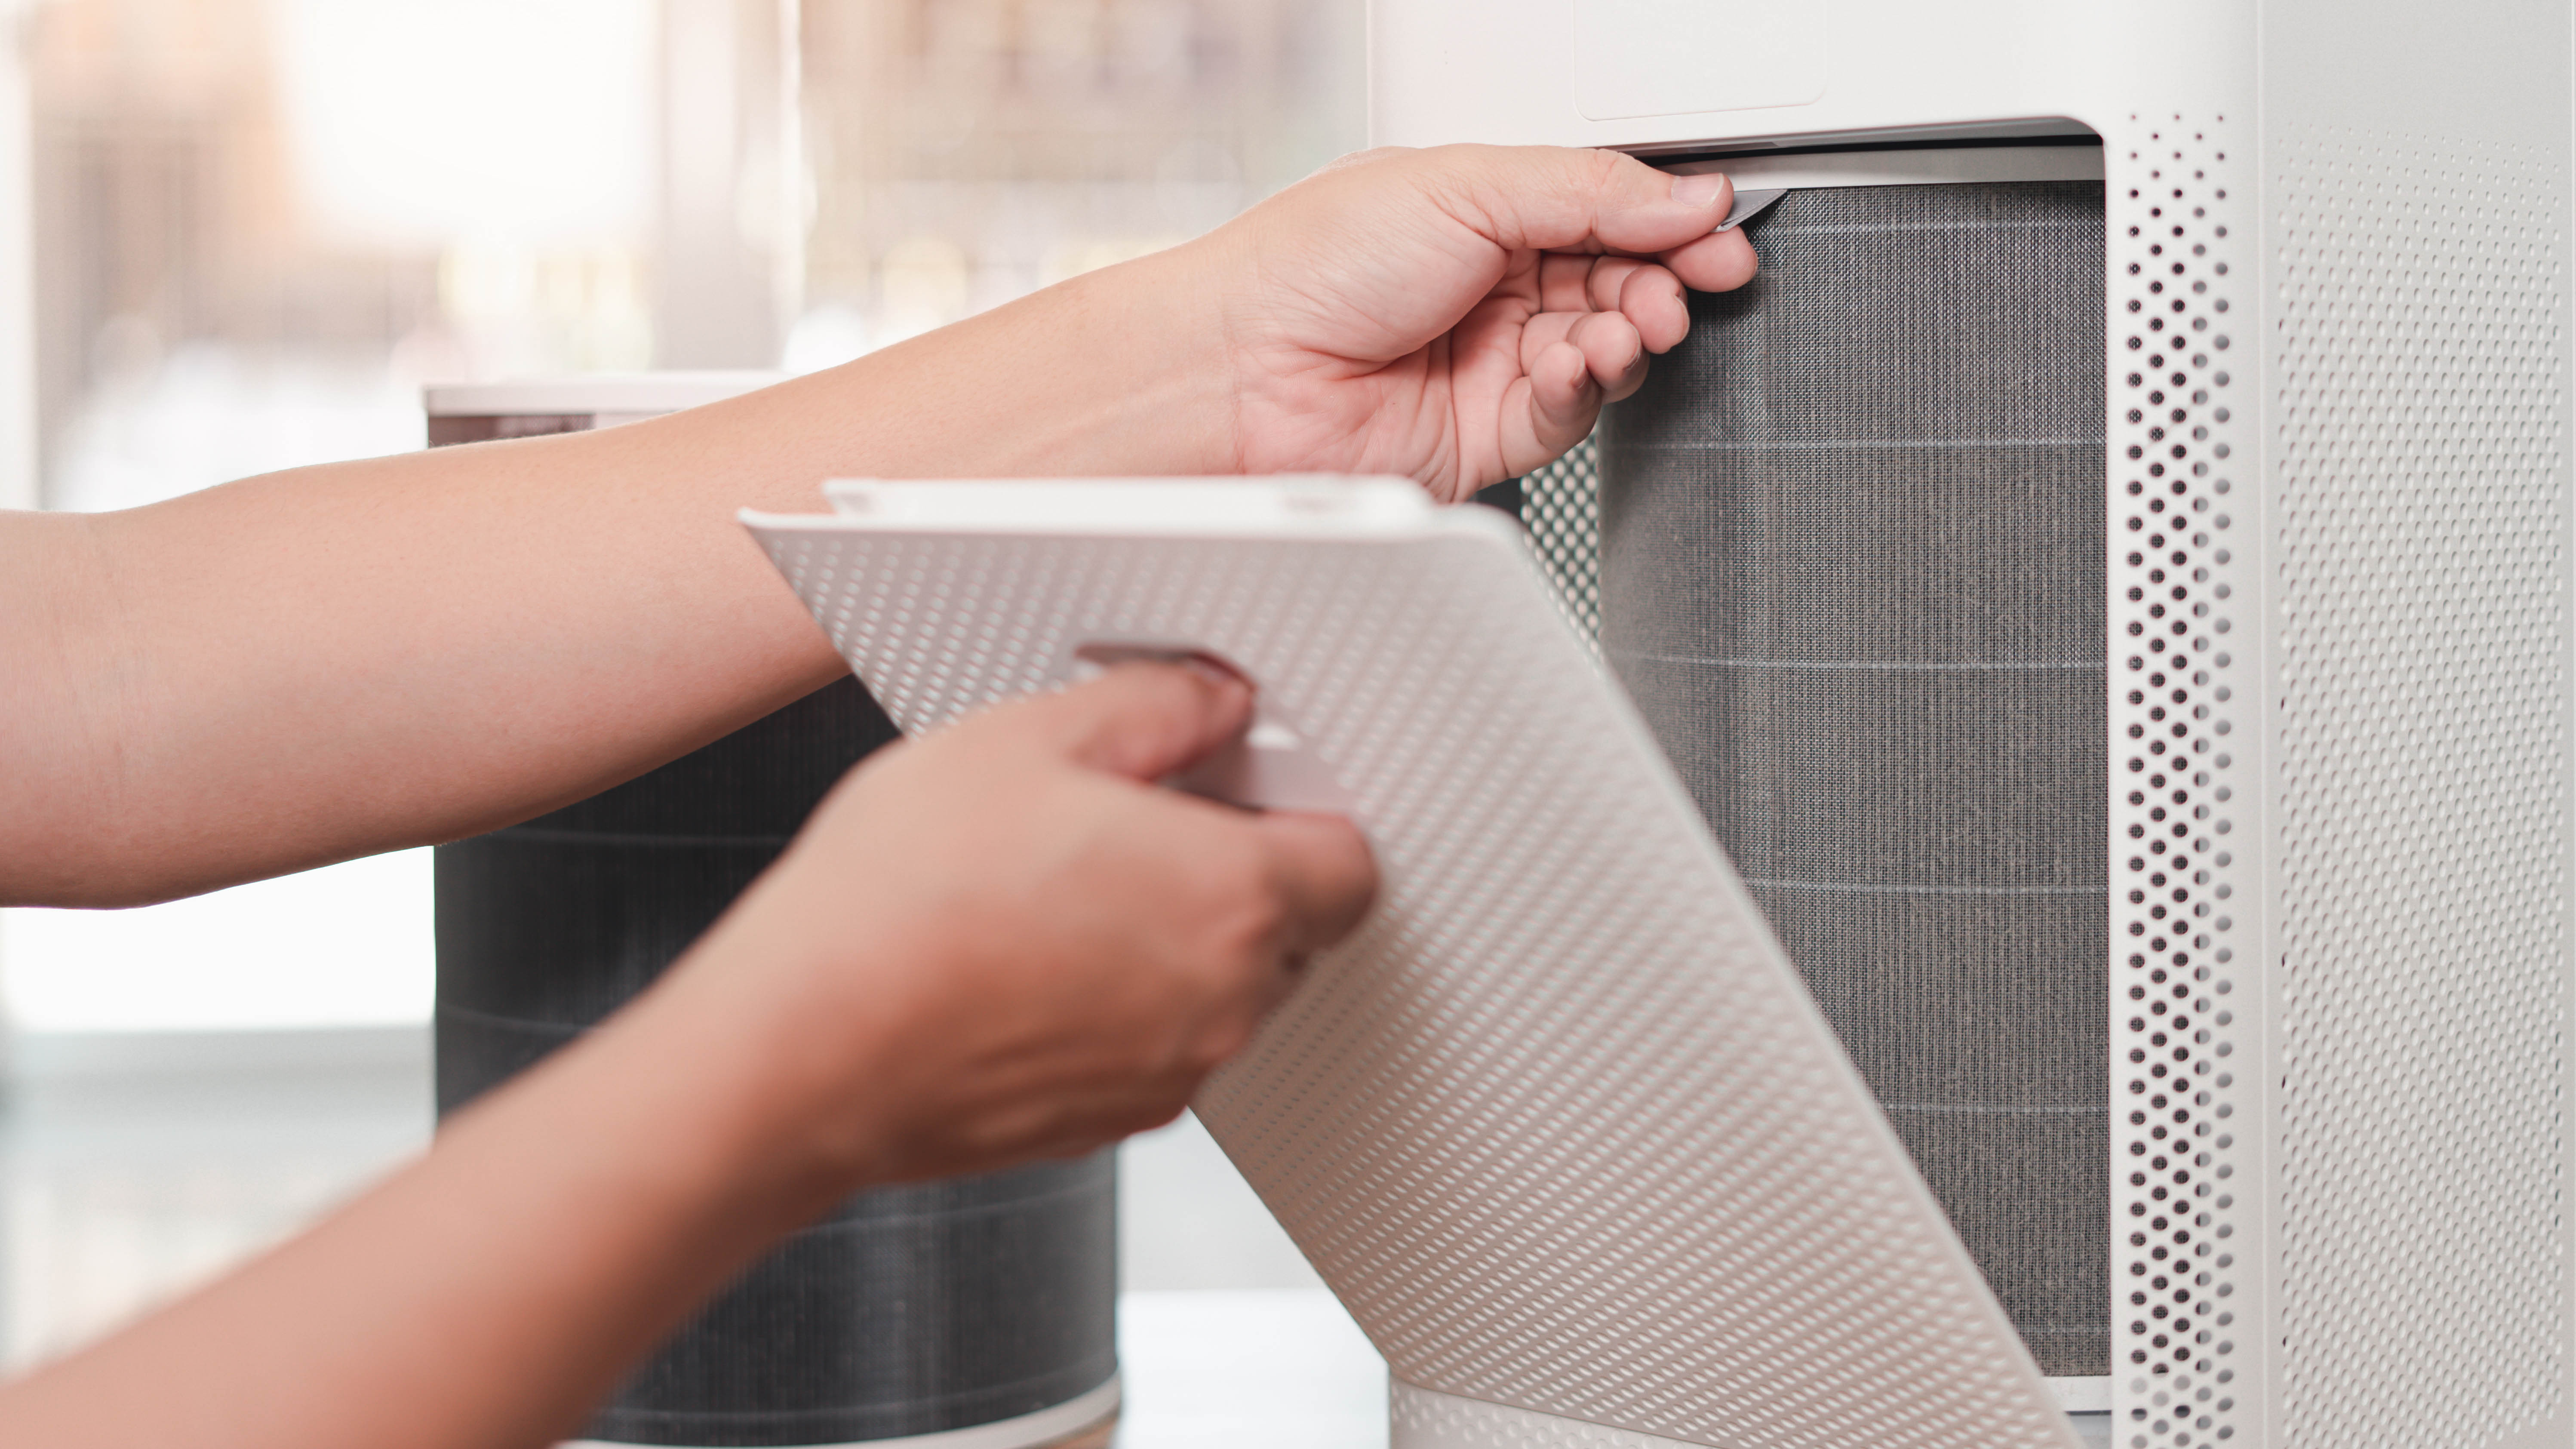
left=747, top=499, right=2081, bottom=1449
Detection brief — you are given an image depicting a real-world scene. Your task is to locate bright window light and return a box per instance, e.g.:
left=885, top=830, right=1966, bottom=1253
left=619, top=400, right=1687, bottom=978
left=0, top=850, right=433, bottom=1034
left=268, top=0, right=655, bottom=247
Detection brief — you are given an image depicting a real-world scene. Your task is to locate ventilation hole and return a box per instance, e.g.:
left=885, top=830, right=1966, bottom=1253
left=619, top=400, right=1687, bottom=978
left=2112, top=119, right=2250, bottom=1446
left=1514, top=437, right=1602, bottom=646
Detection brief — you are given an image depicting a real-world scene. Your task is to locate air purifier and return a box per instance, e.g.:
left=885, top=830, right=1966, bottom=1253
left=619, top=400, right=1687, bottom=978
left=425, top=377, right=1120, bottom=1449
left=1369, top=3, right=2576, bottom=1447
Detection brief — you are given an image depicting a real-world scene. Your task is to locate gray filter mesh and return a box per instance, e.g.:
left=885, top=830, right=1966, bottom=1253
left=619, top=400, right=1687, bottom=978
left=1591, top=180, right=2110, bottom=1377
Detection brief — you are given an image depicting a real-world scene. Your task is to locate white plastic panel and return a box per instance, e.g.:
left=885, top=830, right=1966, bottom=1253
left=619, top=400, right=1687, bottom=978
left=747, top=491, right=2080, bottom=1449
left=1572, top=0, right=1826, bottom=121
left=1368, top=0, right=2253, bottom=155
left=2263, top=126, right=2571, bottom=1449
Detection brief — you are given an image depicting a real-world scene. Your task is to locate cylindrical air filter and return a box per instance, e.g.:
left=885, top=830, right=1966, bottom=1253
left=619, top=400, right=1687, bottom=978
left=427, top=379, right=1120, bottom=1448
left=1596, top=179, right=2109, bottom=1378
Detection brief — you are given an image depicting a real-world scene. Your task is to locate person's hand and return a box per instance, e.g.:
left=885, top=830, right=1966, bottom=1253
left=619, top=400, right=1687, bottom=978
left=0, top=663, right=1366, bottom=1449
left=1194, top=144, right=1759, bottom=502
left=655, top=661, right=1377, bottom=1189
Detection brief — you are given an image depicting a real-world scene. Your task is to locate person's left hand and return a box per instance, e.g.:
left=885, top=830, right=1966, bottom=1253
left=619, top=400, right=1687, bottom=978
left=642, top=660, right=1376, bottom=1187
left=1189, top=145, right=1758, bottom=502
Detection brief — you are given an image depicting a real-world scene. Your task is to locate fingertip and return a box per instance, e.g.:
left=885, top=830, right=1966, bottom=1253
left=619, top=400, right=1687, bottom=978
left=1637, top=163, right=1737, bottom=250
left=1257, top=810, right=1379, bottom=948
left=1175, top=653, right=1257, bottom=727
left=1132, top=1101, right=1190, bottom=1135
left=1714, top=228, right=1760, bottom=287
left=1618, top=266, right=1689, bottom=354
left=1667, top=168, right=1735, bottom=217
left=1656, top=289, right=1691, bottom=354
left=1661, top=228, right=1760, bottom=293
left=1047, top=660, right=1254, bottom=779
left=1128, top=655, right=1255, bottom=743
left=1569, top=311, right=1645, bottom=392
left=1537, top=339, right=1592, bottom=415
left=1591, top=151, right=1742, bottom=253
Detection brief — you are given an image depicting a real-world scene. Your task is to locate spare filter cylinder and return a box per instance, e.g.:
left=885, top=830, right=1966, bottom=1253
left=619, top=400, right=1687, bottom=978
left=1595, top=180, right=2111, bottom=1378
left=427, top=387, right=1119, bottom=1448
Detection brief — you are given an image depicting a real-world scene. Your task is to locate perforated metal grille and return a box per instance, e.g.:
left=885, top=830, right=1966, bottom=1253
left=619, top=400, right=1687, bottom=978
left=2104, top=117, right=2254, bottom=1449
left=2271, top=127, right=2568, bottom=1449
left=750, top=514, right=2080, bottom=1449
left=1518, top=436, right=1602, bottom=642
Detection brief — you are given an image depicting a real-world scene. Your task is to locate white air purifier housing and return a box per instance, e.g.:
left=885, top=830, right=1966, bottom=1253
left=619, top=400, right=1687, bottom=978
left=1367, top=3, right=2576, bottom=1448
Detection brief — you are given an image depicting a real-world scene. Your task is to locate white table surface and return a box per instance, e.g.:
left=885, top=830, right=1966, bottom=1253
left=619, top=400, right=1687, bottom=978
left=1114, top=1290, right=1387, bottom=1449
left=1111, top=1289, right=2117, bottom=1449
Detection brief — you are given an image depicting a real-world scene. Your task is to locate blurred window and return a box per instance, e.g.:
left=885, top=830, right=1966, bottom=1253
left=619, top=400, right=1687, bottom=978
left=29, top=0, right=669, bottom=515
left=3, top=0, right=1362, bottom=1038
left=788, top=0, right=1363, bottom=364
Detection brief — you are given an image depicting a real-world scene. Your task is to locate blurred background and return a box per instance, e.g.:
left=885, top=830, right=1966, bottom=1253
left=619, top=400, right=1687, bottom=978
left=0, top=0, right=1363, bottom=1372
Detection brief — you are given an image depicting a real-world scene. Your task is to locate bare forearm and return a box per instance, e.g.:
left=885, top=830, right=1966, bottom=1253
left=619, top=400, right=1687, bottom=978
left=0, top=658, right=1374, bottom=1449
left=1, top=246, right=1232, bottom=905
left=3, top=145, right=1754, bottom=906
left=0, top=978, right=864, bottom=1449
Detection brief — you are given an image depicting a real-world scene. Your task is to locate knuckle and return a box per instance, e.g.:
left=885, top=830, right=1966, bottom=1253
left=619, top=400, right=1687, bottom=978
left=1213, top=888, right=1291, bottom=959
left=1581, top=146, right=1627, bottom=193
left=1332, top=145, right=1404, bottom=172
left=1188, top=824, right=1270, bottom=892
left=1182, top=1017, right=1259, bottom=1076
left=1161, top=837, right=1283, bottom=943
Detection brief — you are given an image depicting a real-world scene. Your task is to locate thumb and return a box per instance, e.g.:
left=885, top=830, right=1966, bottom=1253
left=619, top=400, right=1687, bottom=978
left=1251, top=812, right=1379, bottom=953
left=1024, top=660, right=1256, bottom=782
left=1404, top=144, right=1735, bottom=257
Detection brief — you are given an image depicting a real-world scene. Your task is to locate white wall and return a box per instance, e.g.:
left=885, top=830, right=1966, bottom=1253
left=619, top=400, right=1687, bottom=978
left=0, top=0, right=37, bottom=514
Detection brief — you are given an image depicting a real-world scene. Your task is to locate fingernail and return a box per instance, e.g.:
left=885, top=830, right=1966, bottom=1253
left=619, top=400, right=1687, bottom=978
left=1671, top=171, right=1729, bottom=209
left=1180, top=652, right=1253, bottom=696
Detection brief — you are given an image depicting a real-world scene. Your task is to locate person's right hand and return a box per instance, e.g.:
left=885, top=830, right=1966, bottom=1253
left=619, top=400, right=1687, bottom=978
left=651, top=660, right=1377, bottom=1192
left=1191, top=145, right=1759, bottom=501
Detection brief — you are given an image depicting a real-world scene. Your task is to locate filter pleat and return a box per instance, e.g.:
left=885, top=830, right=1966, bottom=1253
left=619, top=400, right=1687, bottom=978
left=1599, top=180, right=2111, bottom=1377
